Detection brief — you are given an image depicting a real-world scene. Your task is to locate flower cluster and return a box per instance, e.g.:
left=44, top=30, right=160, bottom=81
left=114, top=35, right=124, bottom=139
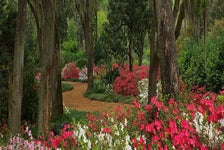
left=1, top=89, right=224, bottom=149
left=113, top=64, right=149, bottom=96
left=39, top=124, right=77, bottom=149
left=0, top=127, right=45, bottom=150
left=61, top=62, right=79, bottom=80
left=73, top=107, right=132, bottom=149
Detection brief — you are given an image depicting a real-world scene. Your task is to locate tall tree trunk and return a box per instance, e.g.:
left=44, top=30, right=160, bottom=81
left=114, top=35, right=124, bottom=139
left=28, top=0, right=63, bottom=136
left=8, top=0, right=27, bottom=136
left=159, top=0, right=179, bottom=100
left=148, top=0, right=160, bottom=102
left=128, top=41, right=133, bottom=72
left=138, top=33, right=144, bottom=66
left=51, top=17, right=63, bottom=119
left=85, top=0, right=94, bottom=90
left=175, top=0, right=186, bottom=40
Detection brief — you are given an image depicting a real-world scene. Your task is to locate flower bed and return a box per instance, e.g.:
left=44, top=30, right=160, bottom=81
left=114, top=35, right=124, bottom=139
left=1, top=88, right=223, bottom=149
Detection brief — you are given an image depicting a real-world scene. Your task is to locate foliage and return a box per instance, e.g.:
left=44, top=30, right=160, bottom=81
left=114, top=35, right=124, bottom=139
left=209, top=0, right=224, bottom=25
left=178, top=24, right=224, bottom=93
left=62, top=82, right=73, bottom=92
left=112, top=64, right=148, bottom=96
left=101, top=0, right=151, bottom=64
left=61, top=47, right=87, bottom=68
left=0, top=0, right=17, bottom=119
left=61, top=62, right=79, bottom=81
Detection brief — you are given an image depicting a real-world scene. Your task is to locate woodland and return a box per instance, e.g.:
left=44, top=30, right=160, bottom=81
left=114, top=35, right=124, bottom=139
left=0, top=0, right=224, bottom=149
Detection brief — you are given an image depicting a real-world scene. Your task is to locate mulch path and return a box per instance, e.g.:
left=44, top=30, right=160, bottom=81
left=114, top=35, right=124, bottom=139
left=63, top=82, right=131, bottom=113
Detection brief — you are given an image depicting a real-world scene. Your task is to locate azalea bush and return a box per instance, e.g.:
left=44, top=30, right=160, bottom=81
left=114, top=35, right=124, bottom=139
left=61, top=62, right=79, bottom=81
left=113, top=64, right=149, bottom=96
left=1, top=88, right=224, bottom=149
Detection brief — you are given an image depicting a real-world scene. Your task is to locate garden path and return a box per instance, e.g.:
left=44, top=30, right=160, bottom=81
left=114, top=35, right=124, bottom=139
left=63, top=82, right=130, bottom=113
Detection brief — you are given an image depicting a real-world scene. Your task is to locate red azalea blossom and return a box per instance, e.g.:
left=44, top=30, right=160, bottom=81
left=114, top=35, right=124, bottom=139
left=102, top=127, right=111, bottom=134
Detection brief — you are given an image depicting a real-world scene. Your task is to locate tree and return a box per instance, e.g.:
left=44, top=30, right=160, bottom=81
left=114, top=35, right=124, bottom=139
left=8, top=0, right=27, bottom=136
left=159, top=0, right=179, bottom=100
left=73, top=0, right=97, bottom=90
left=148, top=0, right=187, bottom=101
left=27, top=0, right=63, bottom=136
left=104, top=0, right=150, bottom=71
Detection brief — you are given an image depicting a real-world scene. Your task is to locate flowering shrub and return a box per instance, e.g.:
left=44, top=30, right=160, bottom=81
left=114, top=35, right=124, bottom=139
left=1, top=89, right=224, bottom=149
left=61, top=62, right=79, bottom=80
left=113, top=64, right=149, bottom=96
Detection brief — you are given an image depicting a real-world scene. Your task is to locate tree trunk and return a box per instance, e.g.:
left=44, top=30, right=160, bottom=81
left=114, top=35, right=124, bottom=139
left=51, top=17, right=63, bottom=119
left=83, top=0, right=94, bottom=90
left=138, top=33, right=144, bottom=66
left=175, top=0, right=186, bottom=40
left=159, top=0, right=179, bottom=100
left=128, top=41, right=133, bottom=72
left=138, top=52, right=143, bottom=66
left=148, top=0, right=160, bottom=102
left=28, top=0, right=63, bottom=136
left=8, top=0, right=27, bottom=136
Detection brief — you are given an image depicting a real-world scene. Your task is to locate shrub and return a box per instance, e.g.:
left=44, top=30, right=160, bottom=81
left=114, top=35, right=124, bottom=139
left=112, top=64, right=148, bottom=96
left=61, top=62, right=79, bottom=81
left=178, top=19, right=224, bottom=92
left=62, top=82, right=73, bottom=92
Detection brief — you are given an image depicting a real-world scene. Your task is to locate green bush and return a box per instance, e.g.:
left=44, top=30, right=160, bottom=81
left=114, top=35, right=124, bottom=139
left=61, top=50, right=87, bottom=69
left=62, top=82, right=73, bottom=92
left=178, top=19, right=224, bottom=92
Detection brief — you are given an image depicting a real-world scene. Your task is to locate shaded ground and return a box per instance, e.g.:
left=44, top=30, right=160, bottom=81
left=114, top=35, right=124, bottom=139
left=63, top=82, right=131, bottom=113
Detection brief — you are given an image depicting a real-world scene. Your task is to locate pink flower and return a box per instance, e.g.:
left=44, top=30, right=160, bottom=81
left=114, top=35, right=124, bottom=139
left=152, top=135, right=159, bottom=143
left=154, top=120, right=162, bottom=131
left=102, top=127, right=111, bottom=134
left=145, top=104, right=152, bottom=112
left=181, top=120, right=189, bottom=129
left=133, top=98, right=141, bottom=108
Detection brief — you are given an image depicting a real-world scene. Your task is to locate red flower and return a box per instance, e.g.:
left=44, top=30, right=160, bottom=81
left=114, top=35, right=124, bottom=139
left=181, top=120, right=189, bottom=129
left=102, top=127, right=111, bottom=134
left=133, top=98, right=141, bottom=108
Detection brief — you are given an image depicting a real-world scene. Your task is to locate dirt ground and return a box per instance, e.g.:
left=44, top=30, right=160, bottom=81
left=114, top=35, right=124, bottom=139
left=63, top=82, right=131, bottom=113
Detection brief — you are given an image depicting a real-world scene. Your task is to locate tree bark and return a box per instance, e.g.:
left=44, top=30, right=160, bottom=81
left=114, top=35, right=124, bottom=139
left=138, top=33, right=144, bottom=66
left=74, top=0, right=95, bottom=90
left=83, top=0, right=94, bottom=90
left=175, top=0, right=186, bottom=40
left=51, top=16, right=63, bottom=119
left=148, top=0, right=160, bottom=102
left=128, top=40, right=133, bottom=72
left=28, top=0, right=63, bottom=136
left=159, top=0, right=179, bottom=100
left=8, top=0, right=27, bottom=136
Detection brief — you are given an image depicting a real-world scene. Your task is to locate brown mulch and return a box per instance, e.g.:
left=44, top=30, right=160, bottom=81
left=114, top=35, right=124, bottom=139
left=63, top=82, right=131, bottom=113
